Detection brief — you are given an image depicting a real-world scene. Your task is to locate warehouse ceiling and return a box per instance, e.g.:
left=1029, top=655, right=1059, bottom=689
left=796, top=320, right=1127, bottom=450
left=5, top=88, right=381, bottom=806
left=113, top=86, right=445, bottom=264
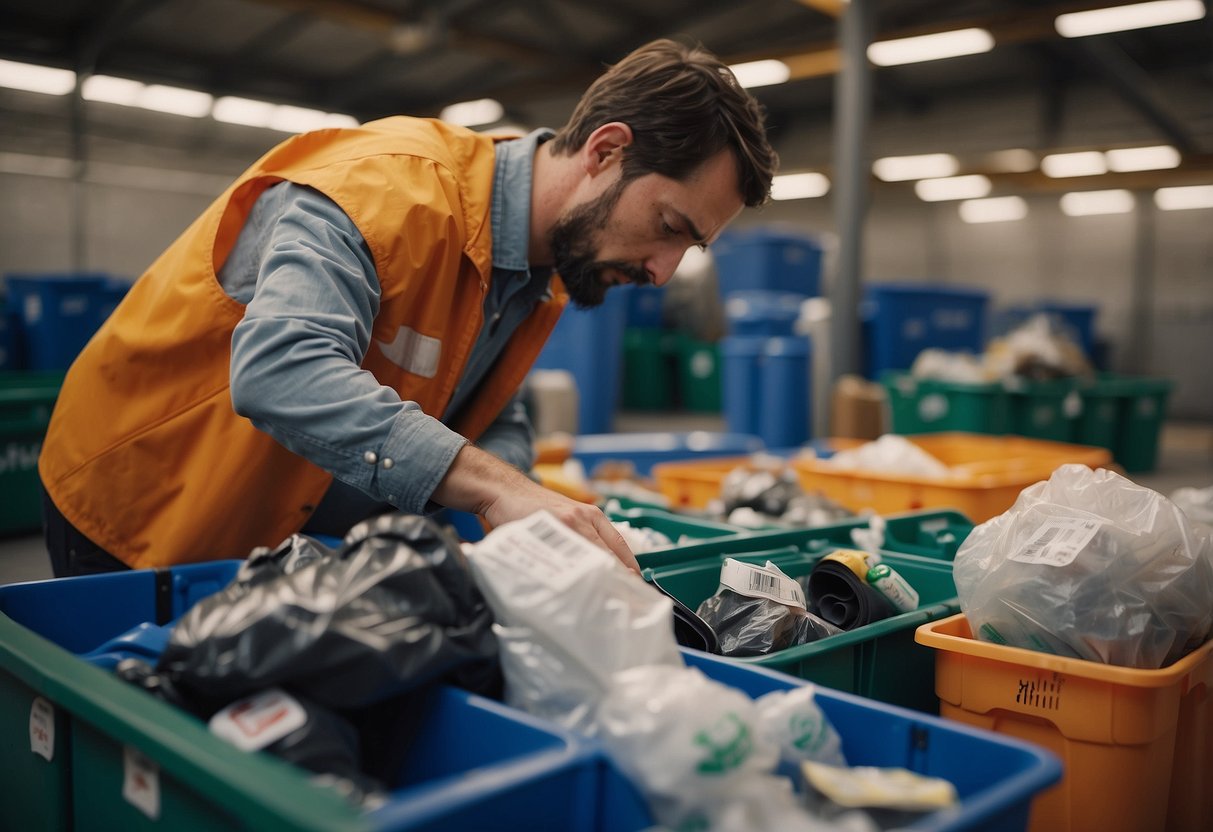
left=1, top=0, right=1211, bottom=179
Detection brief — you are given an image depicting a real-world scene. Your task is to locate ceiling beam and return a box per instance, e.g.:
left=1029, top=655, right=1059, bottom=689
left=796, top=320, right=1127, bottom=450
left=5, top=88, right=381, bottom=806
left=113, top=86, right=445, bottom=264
left=730, top=0, right=1196, bottom=81
left=1066, top=37, right=1200, bottom=153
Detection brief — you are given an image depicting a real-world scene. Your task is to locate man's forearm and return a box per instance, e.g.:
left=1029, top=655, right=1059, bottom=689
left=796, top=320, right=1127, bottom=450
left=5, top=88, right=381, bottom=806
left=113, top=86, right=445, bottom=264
left=432, top=443, right=639, bottom=572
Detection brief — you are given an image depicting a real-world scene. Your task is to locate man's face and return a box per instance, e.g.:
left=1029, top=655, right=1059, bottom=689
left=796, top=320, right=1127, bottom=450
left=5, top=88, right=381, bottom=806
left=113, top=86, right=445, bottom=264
left=548, top=149, right=745, bottom=309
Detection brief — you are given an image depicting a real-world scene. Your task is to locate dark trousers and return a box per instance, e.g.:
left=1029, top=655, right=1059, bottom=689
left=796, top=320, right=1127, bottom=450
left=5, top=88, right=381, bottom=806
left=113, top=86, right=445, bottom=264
left=41, top=484, right=130, bottom=578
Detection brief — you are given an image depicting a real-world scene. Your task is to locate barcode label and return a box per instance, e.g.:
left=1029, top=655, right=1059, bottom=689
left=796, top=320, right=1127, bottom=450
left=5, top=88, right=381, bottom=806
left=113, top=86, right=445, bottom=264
left=472, top=510, right=603, bottom=593
left=1009, top=516, right=1104, bottom=567
left=527, top=516, right=581, bottom=555
left=720, top=559, right=807, bottom=610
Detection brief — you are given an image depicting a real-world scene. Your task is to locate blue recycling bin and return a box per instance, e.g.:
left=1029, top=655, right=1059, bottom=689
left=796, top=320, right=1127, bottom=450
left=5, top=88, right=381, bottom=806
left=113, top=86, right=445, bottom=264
left=4, top=273, right=113, bottom=370
left=862, top=283, right=989, bottom=378
left=723, top=290, right=807, bottom=337
left=711, top=227, right=823, bottom=297
left=532, top=289, right=627, bottom=435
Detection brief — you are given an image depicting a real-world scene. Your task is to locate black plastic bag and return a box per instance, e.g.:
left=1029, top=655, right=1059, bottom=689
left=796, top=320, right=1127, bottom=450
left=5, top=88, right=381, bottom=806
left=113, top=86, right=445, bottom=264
left=158, top=513, right=500, bottom=710
left=208, top=687, right=387, bottom=809
left=804, top=557, right=896, bottom=630
left=695, top=589, right=840, bottom=657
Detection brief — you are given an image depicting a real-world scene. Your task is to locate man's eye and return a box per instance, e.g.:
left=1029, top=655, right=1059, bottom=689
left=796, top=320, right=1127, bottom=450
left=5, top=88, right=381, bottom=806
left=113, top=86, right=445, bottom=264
left=661, top=221, right=676, bottom=236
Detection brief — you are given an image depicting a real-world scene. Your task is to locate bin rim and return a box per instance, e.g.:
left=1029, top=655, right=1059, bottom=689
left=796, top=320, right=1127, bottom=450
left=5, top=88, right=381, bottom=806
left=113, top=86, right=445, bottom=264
left=916, top=613, right=1213, bottom=687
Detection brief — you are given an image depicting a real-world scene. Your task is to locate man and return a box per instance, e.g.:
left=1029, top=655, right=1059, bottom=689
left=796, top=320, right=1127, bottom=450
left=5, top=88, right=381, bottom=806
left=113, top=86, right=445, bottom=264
left=39, top=38, right=777, bottom=576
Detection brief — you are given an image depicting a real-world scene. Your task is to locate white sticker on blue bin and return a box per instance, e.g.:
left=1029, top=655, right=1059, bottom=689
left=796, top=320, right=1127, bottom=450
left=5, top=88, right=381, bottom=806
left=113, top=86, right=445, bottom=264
left=29, top=696, right=54, bottom=762
left=122, top=745, right=160, bottom=820
left=209, top=688, right=308, bottom=752
left=23, top=294, right=42, bottom=324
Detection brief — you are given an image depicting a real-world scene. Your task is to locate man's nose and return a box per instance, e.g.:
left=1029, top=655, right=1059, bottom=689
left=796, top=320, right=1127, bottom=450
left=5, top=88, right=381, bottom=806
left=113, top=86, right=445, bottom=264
left=646, top=246, right=688, bottom=287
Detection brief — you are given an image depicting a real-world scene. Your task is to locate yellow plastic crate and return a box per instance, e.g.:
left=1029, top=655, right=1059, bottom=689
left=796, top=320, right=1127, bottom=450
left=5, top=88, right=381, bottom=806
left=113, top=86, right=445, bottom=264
left=916, top=614, right=1213, bottom=832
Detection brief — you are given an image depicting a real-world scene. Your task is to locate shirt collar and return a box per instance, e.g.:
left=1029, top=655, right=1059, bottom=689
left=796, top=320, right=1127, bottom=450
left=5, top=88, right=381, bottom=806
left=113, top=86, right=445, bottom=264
left=490, top=128, right=554, bottom=274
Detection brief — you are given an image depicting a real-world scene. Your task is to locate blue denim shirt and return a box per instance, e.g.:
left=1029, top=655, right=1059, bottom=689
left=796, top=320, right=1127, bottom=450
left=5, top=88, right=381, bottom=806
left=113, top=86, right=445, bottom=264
left=220, top=129, right=555, bottom=531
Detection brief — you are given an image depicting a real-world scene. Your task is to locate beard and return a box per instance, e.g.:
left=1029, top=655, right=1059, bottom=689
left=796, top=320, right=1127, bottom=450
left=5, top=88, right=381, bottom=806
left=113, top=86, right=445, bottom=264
left=548, top=178, right=652, bottom=309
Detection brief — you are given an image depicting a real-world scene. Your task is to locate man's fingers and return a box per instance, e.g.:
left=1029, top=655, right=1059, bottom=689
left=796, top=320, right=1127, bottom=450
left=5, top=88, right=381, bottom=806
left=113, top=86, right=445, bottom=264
left=593, top=512, right=640, bottom=574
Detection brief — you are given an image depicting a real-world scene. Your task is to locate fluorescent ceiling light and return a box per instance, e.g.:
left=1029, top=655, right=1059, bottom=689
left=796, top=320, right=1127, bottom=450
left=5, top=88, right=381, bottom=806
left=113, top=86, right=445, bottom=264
left=269, top=104, right=335, bottom=133
left=213, top=96, right=277, bottom=127
left=0, top=59, right=75, bottom=95
left=1060, top=189, right=1135, bottom=216
left=771, top=172, right=830, bottom=200
left=868, top=28, right=995, bottom=67
left=440, top=98, right=503, bottom=127
left=959, top=196, right=1027, bottom=223
left=915, top=174, right=991, bottom=201
left=1055, top=0, right=1205, bottom=37
left=873, top=153, right=958, bottom=182
left=1154, top=184, right=1213, bottom=210
left=986, top=148, right=1037, bottom=173
left=82, top=75, right=145, bottom=106
left=138, top=84, right=213, bottom=118
left=729, top=59, right=791, bottom=89
left=322, top=113, right=359, bottom=128
left=1041, top=151, right=1107, bottom=178
left=214, top=97, right=357, bottom=132
left=1105, top=144, right=1181, bottom=172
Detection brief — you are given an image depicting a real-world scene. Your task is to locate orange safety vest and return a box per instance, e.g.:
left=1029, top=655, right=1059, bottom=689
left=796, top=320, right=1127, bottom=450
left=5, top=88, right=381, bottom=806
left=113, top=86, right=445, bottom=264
left=39, top=117, right=567, bottom=568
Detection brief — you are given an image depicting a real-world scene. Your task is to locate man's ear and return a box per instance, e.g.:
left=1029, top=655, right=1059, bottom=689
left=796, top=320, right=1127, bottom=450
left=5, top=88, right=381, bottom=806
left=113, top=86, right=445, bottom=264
left=580, top=122, right=633, bottom=176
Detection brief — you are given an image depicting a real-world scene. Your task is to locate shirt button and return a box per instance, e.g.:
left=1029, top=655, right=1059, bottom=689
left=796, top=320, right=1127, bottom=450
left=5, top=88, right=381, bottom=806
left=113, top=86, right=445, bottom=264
left=363, top=450, right=378, bottom=464
left=382, top=457, right=394, bottom=470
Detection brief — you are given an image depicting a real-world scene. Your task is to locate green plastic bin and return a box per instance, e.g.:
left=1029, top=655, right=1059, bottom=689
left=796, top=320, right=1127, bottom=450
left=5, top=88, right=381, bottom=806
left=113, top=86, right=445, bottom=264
left=645, top=546, right=958, bottom=713
left=607, top=507, right=744, bottom=549
left=1076, top=374, right=1173, bottom=473
left=675, top=335, right=722, bottom=413
left=880, top=509, right=974, bottom=561
left=882, top=372, right=1010, bottom=434
left=0, top=371, right=64, bottom=535
left=634, top=508, right=972, bottom=572
left=620, top=329, right=677, bottom=411
left=1004, top=378, right=1082, bottom=443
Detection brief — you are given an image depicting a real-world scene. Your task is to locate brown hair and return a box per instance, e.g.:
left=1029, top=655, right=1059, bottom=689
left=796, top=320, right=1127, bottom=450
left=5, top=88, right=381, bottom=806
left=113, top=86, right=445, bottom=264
left=550, top=39, right=778, bottom=208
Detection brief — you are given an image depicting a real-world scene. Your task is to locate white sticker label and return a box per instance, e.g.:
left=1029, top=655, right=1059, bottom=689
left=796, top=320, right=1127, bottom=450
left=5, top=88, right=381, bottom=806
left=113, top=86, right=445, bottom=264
left=719, top=559, right=807, bottom=610
left=30, top=697, right=54, bottom=761
left=209, top=688, right=308, bottom=752
left=122, top=745, right=160, bottom=820
left=473, top=510, right=603, bottom=594
left=1009, top=516, right=1104, bottom=567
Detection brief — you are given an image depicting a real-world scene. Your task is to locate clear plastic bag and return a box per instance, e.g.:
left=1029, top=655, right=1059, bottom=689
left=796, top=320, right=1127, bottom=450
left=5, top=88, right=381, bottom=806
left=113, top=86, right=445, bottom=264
left=955, top=465, right=1213, bottom=668
left=1172, top=485, right=1213, bottom=528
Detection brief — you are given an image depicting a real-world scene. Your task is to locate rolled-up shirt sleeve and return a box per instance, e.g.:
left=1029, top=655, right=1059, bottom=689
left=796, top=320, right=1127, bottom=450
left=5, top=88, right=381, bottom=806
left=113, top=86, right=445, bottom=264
left=227, top=182, right=466, bottom=513
left=474, top=393, right=535, bottom=471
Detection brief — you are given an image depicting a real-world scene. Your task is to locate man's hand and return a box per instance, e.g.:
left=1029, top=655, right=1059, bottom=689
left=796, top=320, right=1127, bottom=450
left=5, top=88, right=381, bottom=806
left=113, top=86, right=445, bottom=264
left=433, top=443, right=639, bottom=573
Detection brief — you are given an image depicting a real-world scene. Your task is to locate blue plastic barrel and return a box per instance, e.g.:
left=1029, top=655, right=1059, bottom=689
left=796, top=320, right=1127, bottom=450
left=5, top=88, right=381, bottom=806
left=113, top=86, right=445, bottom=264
left=532, top=289, right=628, bottom=434
left=721, top=335, right=765, bottom=438
left=759, top=336, right=811, bottom=448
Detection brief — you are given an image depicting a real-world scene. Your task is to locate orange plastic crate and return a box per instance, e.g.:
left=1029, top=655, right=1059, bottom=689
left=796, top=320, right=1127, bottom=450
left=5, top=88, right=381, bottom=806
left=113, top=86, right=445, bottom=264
left=791, top=433, right=1112, bottom=522
left=651, top=433, right=1112, bottom=521
left=916, top=614, right=1213, bottom=832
